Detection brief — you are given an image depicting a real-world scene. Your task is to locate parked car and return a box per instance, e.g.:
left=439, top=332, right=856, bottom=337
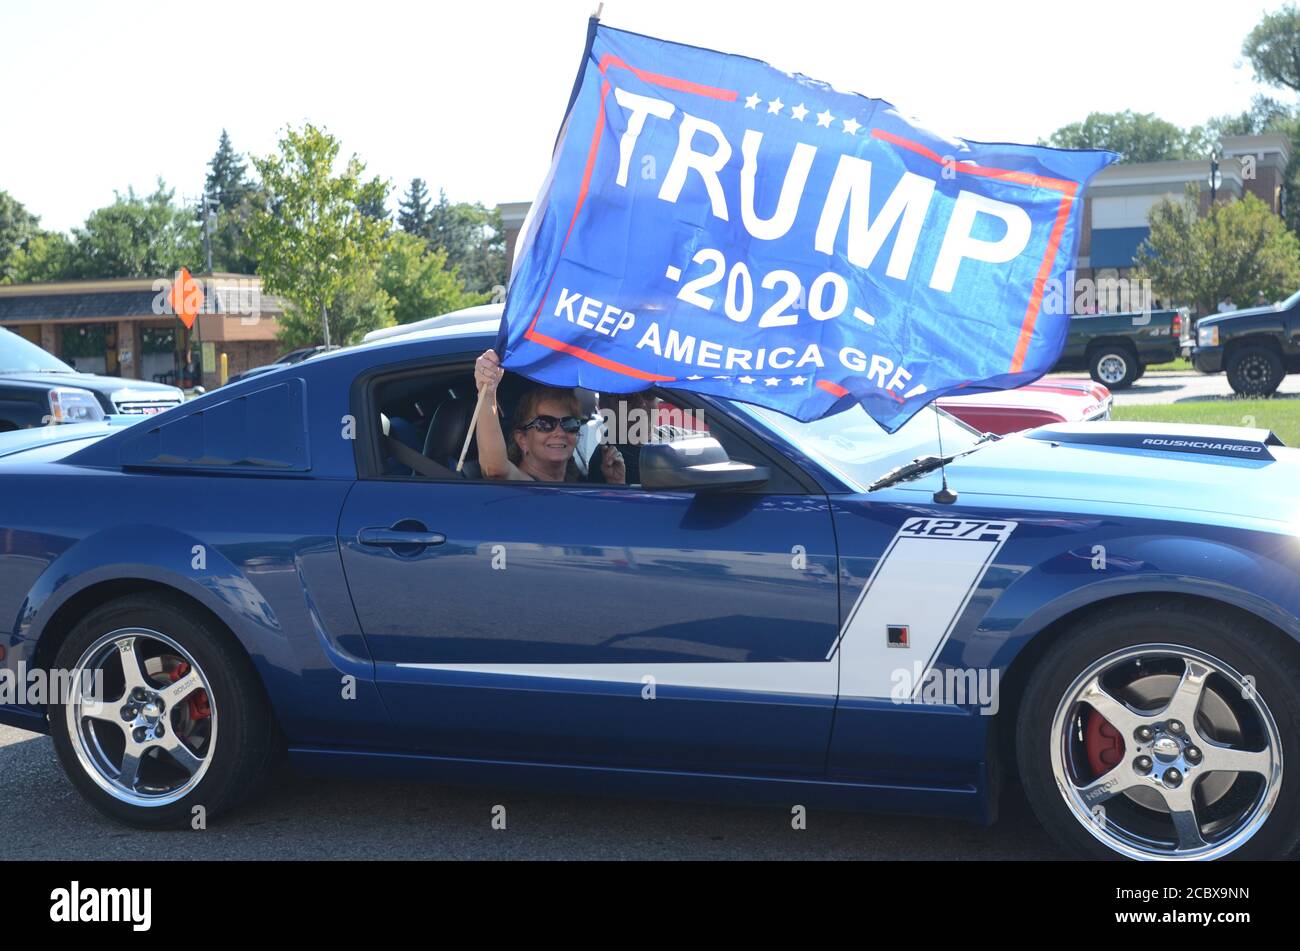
left=3, top=314, right=1298, bottom=861
left=1191, top=289, right=1300, bottom=396
left=223, top=345, right=339, bottom=386
left=937, top=380, right=1111, bottom=435
left=0, top=326, right=183, bottom=431
left=1052, top=310, right=1185, bottom=389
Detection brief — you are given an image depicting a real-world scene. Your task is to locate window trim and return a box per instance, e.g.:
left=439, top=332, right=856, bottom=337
left=350, top=352, right=823, bottom=495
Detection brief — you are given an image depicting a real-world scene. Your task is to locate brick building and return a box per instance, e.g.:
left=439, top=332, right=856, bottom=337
left=0, top=274, right=286, bottom=389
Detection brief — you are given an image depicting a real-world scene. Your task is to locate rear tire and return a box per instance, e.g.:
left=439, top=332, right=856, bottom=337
left=48, top=593, right=280, bottom=828
left=1089, top=346, right=1138, bottom=389
left=1016, top=600, right=1300, bottom=860
left=1226, top=345, right=1283, bottom=397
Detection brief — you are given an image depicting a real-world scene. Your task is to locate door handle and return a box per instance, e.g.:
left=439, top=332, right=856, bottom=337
left=357, top=526, right=446, bottom=548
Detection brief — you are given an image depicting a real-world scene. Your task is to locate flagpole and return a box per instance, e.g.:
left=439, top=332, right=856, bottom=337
left=456, top=385, right=489, bottom=472
left=475, top=7, right=601, bottom=473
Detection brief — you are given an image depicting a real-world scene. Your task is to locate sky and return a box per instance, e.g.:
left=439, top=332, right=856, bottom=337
left=0, top=0, right=1289, bottom=233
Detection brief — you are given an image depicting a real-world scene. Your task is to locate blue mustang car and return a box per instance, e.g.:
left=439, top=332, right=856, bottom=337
left=1, top=314, right=1297, bottom=861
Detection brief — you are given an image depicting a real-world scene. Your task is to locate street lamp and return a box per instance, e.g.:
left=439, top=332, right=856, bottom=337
left=1208, top=154, right=1222, bottom=205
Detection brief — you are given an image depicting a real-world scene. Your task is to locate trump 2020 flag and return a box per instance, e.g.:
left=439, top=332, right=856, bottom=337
left=499, top=21, right=1116, bottom=430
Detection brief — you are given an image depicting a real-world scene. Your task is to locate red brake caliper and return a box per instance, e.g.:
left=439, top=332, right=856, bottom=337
left=1085, top=708, right=1125, bottom=775
left=169, top=661, right=211, bottom=720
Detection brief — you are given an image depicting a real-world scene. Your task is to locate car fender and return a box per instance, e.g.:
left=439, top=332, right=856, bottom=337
left=981, top=530, right=1300, bottom=676
left=13, top=521, right=387, bottom=744
left=20, top=523, right=288, bottom=669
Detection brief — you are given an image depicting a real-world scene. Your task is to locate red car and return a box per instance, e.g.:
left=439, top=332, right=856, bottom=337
left=937, top=379, right=1112, bottom=435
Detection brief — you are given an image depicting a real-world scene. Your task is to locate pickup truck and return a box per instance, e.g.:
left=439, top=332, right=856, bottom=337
left=1190, top=290, right=1300, bottom=396
left=1052, top=309, right=1185, bottom=389
left=0, top=326, right=183, bottom=431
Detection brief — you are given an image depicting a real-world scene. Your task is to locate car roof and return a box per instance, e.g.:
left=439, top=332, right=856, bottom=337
left=361, top=303, right=505, bottom=342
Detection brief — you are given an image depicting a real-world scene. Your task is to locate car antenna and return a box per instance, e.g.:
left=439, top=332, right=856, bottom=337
left=933, top=408, right=958, bottom=505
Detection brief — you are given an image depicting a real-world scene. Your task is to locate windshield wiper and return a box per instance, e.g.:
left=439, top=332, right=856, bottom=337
left=867, top=454, right=956, bottom=492
left=866, top=434, right=998, bottom=493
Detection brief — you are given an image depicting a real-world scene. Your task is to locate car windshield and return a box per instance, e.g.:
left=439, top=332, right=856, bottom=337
left=0, top=327, right=75, bottom=374
left=731, top=400, right=983, bottom=491
left=1273, top=288, right=1300, bottom=311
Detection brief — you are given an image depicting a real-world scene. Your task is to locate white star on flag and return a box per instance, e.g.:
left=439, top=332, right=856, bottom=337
left=764, top=377, right=781, bottom=386
left=790, top=103, right=809, bottom=121
left=744, top=92, right=761, bottom=110
left=790, top=376, right=808, bottom=386
left=686, top=374, right=704, bottom=381
left=843, top=117, right=862, bottom=135
left=816, top=109, right=834, bottom=128
left=738, top=375, right=756, bottom=384
left=767, top=97, right=784, bottom=114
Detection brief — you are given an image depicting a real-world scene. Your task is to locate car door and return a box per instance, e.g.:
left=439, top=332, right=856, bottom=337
left=337, top=447, right=841, bottom=777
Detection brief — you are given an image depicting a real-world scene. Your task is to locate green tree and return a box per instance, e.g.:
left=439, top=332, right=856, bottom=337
left=1135, top=185, right=1300, bottom=313
left=203, top=129, right=258, bottom=273
left=1244, top=4, right=1300, bottom=94
left=68, top=181, right=202, bottom=278
left=397, top=178, right=432, bottom=236
left=248, top=123, right=393, bottom=346
left=425, top=189, right=507, bottom=294
left=1047, top=111, right=1202, bottom=163
left=380, top=230, right=485, bottom=326
left=0, top=191, right=43, bottom=283
left=205, top=129, right=253, bottom=210
left=4, top=231, right=76, bottom=283
left=1204, top=95, right=1296, bottom=139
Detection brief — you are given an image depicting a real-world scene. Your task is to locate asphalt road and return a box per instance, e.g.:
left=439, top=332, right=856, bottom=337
left=1051, top=369, right=1300, bottom=406
left=0, top=723, right=1064, bottom=860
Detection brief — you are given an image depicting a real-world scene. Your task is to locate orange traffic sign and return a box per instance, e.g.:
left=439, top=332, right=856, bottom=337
left=168, top=267, right=204, bottom=330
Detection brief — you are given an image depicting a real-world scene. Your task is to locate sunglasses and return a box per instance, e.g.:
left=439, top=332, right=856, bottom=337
left=519, top=414, right=584, bottom=434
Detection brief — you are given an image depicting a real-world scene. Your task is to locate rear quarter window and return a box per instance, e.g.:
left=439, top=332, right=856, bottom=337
left=117, top=378, right=311, bottom=472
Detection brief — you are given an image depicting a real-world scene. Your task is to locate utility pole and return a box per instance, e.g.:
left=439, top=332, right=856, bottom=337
left=195, top=194, right=218, bottom=389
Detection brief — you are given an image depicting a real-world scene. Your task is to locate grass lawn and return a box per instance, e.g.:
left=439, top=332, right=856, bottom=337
left=1143, top=357, right=1193, bottom=372
left=1113, top=398, right=1300, bottom=445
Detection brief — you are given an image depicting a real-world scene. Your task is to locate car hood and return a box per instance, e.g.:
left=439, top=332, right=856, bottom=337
left=1196, top=304, right=1277, bottom=327
left=935, top=422, right=1299, bottom=525
left=0, top=371, right=181, bottom=395
left=0, top=420, right=128, bottom=460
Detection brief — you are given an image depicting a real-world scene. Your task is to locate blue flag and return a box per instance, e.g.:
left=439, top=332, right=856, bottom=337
left=499, top=22, right=1117, bottom=430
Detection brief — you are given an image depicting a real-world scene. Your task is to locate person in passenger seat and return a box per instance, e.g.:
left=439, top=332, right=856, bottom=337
left=473, top=349, right=625, bottom=484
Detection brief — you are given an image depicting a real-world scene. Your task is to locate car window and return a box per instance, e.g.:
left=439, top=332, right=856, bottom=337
left=364, top=363, right=801, bottom=491
left=0, top=326, right=75, bottom=374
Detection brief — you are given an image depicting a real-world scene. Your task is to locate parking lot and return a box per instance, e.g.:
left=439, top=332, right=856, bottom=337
left=1053, top=369, right=1300, bottom=406
left=0, top=724, right=1063, bottom=860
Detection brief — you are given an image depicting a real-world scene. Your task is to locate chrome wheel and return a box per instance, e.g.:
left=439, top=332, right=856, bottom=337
left=1051, top=644, right=1282, bottom=860
left=1096, top=353, right=1129, bottom=386
left=65, top=627, right=217, bottom=808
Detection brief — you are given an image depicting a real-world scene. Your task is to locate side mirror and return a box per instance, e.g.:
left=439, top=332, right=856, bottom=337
left=639, top=436, right=770, bottom=491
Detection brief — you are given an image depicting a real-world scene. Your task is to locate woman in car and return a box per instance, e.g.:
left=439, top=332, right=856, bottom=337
left=474, top=349, right=625, bottom=484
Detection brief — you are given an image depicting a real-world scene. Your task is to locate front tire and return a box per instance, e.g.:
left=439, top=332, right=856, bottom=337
left=1016, top=600, right=1300, bottom=860
left=1226, top=345, right=1283, bottom=397
left=1089, top=346, right=1138, bottom=389
left=49, top=593, right=279, bottom=828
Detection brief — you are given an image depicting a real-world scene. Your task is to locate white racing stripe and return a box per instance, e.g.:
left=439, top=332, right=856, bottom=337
left=396, top=517, right=1015, bottom=700
left=834, top=517, right=1014, bottom=699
